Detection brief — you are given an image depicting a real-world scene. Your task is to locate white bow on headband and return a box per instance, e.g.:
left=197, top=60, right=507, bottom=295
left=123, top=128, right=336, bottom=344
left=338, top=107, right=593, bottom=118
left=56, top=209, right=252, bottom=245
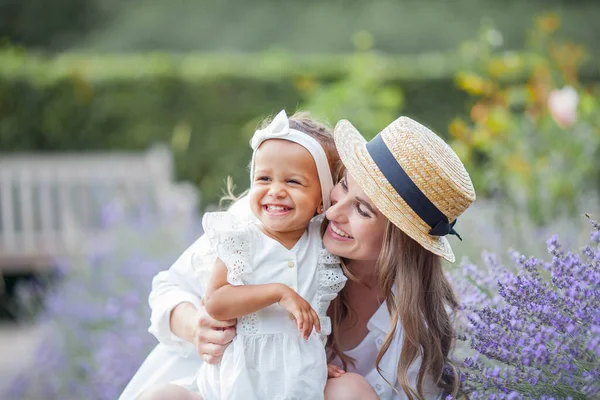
left=250, top=110, right=291, bottom=150
left=249, top=110, right=334, bottom=209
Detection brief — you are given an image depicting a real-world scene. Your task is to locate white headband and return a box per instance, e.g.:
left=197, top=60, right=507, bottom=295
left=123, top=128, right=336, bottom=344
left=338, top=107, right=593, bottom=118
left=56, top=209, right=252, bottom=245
left=249, top=110, right=333, bottom=209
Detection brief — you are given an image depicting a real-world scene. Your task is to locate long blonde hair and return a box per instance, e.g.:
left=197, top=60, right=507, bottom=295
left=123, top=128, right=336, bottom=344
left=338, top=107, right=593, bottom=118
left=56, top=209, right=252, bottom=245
left=327, top=192, right=460, bottom=399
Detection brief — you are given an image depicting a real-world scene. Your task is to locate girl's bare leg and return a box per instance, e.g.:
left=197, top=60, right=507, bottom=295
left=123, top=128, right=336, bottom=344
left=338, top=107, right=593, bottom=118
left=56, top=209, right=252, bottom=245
left=136, top=384, right=203, bottom=400
left=325, top=372, right=379, bottom=400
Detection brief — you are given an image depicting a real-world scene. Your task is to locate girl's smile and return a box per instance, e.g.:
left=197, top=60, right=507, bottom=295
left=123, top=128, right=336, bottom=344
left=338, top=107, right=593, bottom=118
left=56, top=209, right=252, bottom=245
left=262, top=204, right=293, bottom=215
left=249, top=139, right=322, bottom=247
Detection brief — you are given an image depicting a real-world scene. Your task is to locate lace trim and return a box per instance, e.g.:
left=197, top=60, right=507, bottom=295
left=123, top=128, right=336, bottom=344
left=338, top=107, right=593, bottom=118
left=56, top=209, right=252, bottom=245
left=203, top=212, right=252, bottom=286
left=316, top=248, right=346, bottom=341
left=239, top=312, right=259, bottom=335
left=203, top=212, right=259, bottom=334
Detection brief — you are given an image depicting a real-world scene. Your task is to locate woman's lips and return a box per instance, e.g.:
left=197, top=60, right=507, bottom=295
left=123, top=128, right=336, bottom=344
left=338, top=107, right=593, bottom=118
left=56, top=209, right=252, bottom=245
left=327, top=222, right=354, bottom=240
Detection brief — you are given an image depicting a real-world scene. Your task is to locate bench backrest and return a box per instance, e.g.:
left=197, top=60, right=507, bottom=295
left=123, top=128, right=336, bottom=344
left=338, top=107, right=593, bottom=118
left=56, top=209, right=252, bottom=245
left=0, top=145, right=199, bottom=270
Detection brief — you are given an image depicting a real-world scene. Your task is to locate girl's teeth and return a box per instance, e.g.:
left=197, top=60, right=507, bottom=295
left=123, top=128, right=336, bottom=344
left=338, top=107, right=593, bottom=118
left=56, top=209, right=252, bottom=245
left=266, top=205, right=289, bottom=211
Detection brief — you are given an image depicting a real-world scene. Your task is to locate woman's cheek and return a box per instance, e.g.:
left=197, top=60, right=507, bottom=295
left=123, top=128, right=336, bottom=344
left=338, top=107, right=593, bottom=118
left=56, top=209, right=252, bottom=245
left=358, top=221, right=386, bottom=259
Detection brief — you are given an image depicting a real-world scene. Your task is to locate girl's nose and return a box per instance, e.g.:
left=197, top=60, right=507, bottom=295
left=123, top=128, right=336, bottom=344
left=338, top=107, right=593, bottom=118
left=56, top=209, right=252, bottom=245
left=268, top=183, right=286, bottom=198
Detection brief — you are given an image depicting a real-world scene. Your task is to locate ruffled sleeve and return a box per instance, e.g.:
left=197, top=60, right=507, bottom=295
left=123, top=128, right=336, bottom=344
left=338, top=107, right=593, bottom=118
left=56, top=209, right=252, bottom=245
left=317, top=247, right=347, bottom=341
left=202, top=211, right=253, bottom=286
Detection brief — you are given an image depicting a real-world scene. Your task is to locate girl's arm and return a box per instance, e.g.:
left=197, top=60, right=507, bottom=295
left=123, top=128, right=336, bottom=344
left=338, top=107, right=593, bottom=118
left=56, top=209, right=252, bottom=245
left=203, top=258, right=286, bottom=320
left=203, top=258, right=321, bottom=339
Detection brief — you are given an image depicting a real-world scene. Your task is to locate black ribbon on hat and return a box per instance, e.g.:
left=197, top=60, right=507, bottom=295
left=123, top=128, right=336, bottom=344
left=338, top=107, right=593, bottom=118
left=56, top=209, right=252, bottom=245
left=365, top=134, right=462, bottom=241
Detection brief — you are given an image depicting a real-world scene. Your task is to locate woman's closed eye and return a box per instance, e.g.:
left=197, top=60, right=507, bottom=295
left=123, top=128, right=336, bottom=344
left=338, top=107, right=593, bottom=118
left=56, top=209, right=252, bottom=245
left=340, top=177, right=371, bottom=217
left=355, top=203, right=370, bottom=217
left=340, top=178, right=348, bottom=192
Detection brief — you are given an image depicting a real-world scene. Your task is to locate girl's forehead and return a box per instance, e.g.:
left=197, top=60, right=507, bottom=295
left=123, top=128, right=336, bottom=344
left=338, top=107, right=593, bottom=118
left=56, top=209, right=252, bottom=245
left=255, top=140, right=317, bottom=167
left=254, top=140, right=318, bottom=180
left=256, top=138, right=306, bottom=152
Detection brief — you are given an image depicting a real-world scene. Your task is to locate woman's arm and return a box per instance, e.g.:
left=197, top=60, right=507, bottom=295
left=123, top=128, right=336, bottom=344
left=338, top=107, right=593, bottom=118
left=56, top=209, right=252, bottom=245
left=148, top=237, right=239, bottom=364
left=203, top=259, right=321, bottom=339
left=149, top=195, right=256, bottom=347
left=148, top=236, right=209, bottom=354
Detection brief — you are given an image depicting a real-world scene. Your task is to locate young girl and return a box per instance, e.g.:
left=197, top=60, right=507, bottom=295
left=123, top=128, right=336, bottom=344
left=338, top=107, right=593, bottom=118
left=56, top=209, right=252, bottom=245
left=197, top=110, right=348, bottom=400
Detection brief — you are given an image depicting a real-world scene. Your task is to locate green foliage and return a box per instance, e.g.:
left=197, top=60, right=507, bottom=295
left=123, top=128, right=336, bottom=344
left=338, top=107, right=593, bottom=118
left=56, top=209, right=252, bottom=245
left=0, top=49, right=469, bottom=208
left=301, top=33, right=404, bottom=138
left=449, top=14, right=600, bottom=225
left=79, top=0, right=600, bottom=56
left=0, top=0, right=107, bottom=50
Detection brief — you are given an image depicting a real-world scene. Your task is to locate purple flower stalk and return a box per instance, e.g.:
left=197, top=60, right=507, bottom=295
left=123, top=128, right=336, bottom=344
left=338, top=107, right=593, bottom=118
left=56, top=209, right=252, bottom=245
left=4, top=207, right=202, bottom=399
left=452, top=217, right=600, bottom=399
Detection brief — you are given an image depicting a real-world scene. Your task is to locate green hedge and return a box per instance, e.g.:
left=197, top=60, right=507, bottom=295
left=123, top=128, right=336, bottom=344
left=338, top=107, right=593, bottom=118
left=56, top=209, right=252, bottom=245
left=1, top=50, right=597, bottom=207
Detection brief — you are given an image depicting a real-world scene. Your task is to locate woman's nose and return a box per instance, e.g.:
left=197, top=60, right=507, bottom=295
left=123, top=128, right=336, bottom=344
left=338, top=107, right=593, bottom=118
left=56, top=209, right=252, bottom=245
left=325, top=199, right=347, bottom=223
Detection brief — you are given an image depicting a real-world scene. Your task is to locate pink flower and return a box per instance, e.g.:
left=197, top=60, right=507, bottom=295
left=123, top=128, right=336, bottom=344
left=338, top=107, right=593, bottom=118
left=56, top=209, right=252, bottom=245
left=547, top=85, right=579, bottom=128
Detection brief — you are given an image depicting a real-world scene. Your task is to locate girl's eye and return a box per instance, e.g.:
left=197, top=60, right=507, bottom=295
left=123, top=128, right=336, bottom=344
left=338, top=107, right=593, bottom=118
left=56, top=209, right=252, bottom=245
left=356, top=203, right=370, bottom=218
left=257, top=176, right=270, bottom=182
left=287, top=179, right=301, bottom=185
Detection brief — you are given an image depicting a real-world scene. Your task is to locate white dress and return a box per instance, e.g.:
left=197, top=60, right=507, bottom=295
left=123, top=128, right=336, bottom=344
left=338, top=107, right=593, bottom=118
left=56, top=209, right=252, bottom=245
left=196, top=211, right=347, bottom=400
left=119, top=197, right=443, bottom=400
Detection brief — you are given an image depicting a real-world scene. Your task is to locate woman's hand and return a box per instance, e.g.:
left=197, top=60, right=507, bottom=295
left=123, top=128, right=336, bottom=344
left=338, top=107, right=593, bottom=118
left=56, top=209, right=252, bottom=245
left=170, top=301, right=236, bottom=364
left=327, top=364, right=345, bottom=378
left=277, top=285, right=321, bottom=339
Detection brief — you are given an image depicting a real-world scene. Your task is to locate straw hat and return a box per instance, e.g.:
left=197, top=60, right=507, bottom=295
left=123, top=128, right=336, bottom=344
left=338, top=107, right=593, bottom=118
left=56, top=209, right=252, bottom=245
left=333, top=116, right=475, bottom=263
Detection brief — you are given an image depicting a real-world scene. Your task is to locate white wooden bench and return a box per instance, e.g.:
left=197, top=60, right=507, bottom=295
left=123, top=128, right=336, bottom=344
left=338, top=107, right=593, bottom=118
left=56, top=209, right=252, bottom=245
left=0, top=145, right=199, bottom=272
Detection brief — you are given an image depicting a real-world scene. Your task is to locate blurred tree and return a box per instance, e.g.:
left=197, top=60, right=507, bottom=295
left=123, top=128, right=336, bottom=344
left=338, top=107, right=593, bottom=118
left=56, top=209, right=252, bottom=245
left=300, top=31, right=404, bottom=137
left=0, top=0, right=109, bottom=50
left=79, top=0, right=600, bottom=55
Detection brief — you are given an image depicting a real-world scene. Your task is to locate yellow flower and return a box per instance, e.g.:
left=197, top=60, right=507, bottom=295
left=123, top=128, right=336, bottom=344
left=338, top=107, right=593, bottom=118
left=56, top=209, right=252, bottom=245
left=487, top=107, right=511, bottom=136
left=536, top=13, right=560, bottom=34
left=470, top=103, right=489, bottom=124
left=449, top=118, right=469, bottom=141
left=456, top=72, right=496, bottom=96
left=294, top=76, right=316, bottom=93
left=505, top=154, right=532, bottom=183
left=487, top=58, right=508, bottom=79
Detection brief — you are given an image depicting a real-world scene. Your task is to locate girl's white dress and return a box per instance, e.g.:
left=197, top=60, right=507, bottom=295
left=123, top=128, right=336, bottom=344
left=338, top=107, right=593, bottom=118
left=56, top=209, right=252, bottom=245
left=196, top=212, right=346, bottom=400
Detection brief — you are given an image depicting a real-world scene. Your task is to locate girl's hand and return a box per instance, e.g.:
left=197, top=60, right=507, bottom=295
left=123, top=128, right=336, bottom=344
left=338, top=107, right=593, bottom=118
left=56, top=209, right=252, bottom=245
left=277, top=285, right=321, bottom=339
left=327, top=364, right=345, bottom=378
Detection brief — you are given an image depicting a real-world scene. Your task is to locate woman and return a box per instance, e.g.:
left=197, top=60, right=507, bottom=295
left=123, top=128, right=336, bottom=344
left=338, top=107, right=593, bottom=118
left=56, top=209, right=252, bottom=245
left=121, top=116, right=475, bottom=400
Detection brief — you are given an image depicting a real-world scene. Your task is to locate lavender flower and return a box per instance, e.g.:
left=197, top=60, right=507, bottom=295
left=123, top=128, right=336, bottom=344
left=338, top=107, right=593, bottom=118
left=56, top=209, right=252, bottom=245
left=4, top=205, right=201, bottom=399
left=453, top=217, right=600, bottom=399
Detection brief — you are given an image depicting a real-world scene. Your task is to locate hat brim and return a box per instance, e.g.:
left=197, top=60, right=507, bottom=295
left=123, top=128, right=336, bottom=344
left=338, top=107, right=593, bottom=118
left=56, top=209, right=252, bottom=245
left=334, top=120, right=455, bottom=263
